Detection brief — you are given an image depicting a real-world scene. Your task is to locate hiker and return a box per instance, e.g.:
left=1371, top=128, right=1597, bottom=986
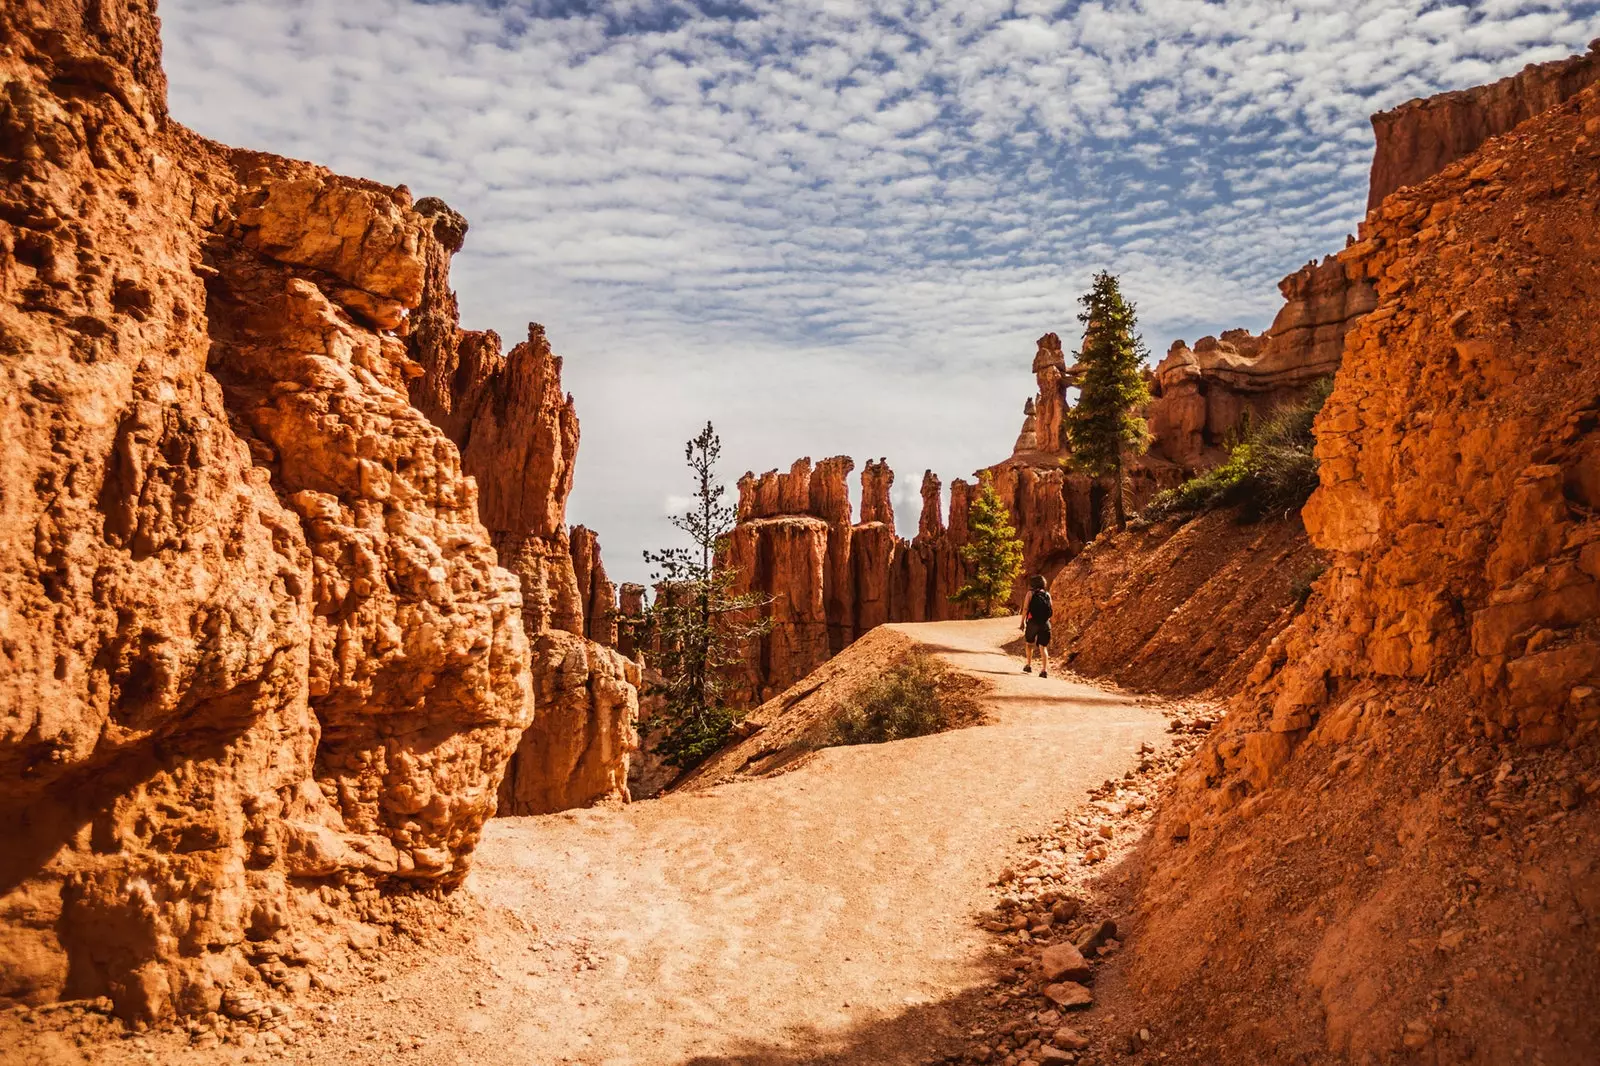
left=1020, top=574, right=1053, bottom=678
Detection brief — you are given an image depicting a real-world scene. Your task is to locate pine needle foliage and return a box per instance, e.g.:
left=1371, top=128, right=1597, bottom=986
left=1066, top=271, right=1151, bottom=530
left=641, top=422, right=772, bottom=768
left=953, top=471, right=1025, bottom=618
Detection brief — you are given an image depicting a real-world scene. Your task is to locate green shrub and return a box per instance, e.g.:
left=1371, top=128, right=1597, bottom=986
left=830, top=651, right=963, bottom=746
left=1142, top=377, right=1334, bottom=524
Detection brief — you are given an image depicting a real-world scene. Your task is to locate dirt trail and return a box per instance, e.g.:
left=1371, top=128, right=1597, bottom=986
left=63, top=619, right=1167, bottom=1066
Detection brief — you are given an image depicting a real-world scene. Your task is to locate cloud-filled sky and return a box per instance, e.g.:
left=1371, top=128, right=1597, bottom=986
left=160, top=0, right=1600, bottom=586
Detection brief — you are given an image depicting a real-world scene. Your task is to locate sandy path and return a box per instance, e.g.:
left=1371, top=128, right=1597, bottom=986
left=426, top=618, right=1165, bottom=1065
left=60, top=619, right=1165, bottom=1066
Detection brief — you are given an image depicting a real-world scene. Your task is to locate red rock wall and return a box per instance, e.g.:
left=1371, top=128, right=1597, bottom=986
left=0, top=1, right=534, bottom=1022
left=403, top=243, right=636, bottom=816
left=1142, top=257, right=1378, bottom=468
left=1118, top=79, right=1600, bottom=1066
left=1367, top=39, right=1600, bottom=210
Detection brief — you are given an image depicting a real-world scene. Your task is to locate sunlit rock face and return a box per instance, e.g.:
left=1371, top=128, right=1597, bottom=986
left=0, top=0, right=533, bottom=1022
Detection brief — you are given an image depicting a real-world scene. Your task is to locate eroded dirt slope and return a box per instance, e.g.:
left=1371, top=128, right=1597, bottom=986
left=1046, top=509, right=1321, bottom=697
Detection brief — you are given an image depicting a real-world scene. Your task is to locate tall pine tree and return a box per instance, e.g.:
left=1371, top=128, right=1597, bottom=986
left=1066, top=271, right=1151, bottom=530
left=952, top=472, right=1025, bottom=618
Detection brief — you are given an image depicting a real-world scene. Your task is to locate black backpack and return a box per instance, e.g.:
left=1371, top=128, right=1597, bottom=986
left=1028, top=589, right=1053, bottom=621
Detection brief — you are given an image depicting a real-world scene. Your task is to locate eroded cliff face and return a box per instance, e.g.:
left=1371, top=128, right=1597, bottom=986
left=1146, top=257, right=1376, bottom=468
left=1119, top=77, right=1600, bottom=1064
left=1368, top=39, right=1600, bottom=210
left=0, top=2, right=532, bottom=1021
left=398, top=197, right=636, bottom=816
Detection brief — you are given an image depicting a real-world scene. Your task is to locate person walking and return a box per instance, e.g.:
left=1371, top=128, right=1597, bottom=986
left=1020, top=574, right=1053, bottom=678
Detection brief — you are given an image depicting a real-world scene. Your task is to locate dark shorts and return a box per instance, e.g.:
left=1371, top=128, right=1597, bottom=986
left=1024, top=620, right=1051, bottom=646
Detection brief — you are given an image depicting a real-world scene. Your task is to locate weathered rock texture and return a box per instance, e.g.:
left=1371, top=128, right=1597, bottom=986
left=0, top=1, right=535, bottom=1022
left=1120, top=72, right=1600, bottom=1065
left=497, top=630, right=638, bottom=816
left=1146, top=256, right=1377, bottom=467
left=399, top=210, right=636, bottom=816
left=407, top=321, right=583, bottom=638
left=569, top=525, right=619, bottom=648
left=1367, top=38, right=1600, bottom=209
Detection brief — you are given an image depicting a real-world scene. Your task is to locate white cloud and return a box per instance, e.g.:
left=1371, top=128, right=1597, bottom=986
left=159, top=0, right=1600, bottom=584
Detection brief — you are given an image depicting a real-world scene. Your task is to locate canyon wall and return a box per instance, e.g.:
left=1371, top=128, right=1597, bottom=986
left=0, top=2, right=536, bottom=1021
left=1368, top=38, right=1600, bottom=210
left=1119, top=70, right=1600, bottom=1064
left=399, top=193, right=635, bottom=816
left=0, top=0, right=631, bottom=1021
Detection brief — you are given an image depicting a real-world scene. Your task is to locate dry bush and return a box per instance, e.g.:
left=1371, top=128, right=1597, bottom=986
left=829, top=650, right=984, bottom=745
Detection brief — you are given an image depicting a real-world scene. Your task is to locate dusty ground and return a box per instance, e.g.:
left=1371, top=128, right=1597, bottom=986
left=5, top=619, right=1170, bottom=1066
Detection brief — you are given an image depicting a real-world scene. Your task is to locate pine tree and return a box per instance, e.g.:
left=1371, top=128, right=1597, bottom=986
left=1066, top=270, right=1151, bottom=530
left=641, top=423, right=772, bottom=768
left=953, top=471, right=1025, bottom=618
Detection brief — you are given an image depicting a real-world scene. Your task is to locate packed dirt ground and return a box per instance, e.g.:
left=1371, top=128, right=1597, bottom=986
left=3, top=619, right=1207, bottom=1066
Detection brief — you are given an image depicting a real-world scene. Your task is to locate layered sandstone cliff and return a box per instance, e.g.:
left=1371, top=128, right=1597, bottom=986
left=1119, top=74, right=1600, bottom=1064
left=0, top=3, right=535, bottom=1021
left=1368, top=38, right=1600, bottom=209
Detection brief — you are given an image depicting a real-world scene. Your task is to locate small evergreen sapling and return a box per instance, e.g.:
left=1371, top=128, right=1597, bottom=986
left=953, top=471, right=1025, bottom=618
left=640, top=422, right=772, bottom=768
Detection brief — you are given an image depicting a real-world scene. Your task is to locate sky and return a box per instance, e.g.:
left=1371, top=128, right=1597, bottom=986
left=160, top=0, right=1600, bottom=587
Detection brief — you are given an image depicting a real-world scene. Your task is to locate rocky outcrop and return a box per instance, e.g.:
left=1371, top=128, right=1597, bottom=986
left=1367, top=39, right=1600, bottom=209
left=407, top=322, right=583, bottom=637
left=0, top=3, right=533, bottom=1022
left=399, top=202, right=635, bottom=816
left=1145, top=258, right=1376, bottom=467
left=1123, top=71, right=1600, bottom=1066
left=570, top=525, right=618, bottom=647
left=497, top=630, right=638, bottom=816
left=1268, top=93, right=1600, bottom=750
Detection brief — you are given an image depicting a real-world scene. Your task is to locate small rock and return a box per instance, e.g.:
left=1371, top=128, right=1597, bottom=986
left=1402, top=1018, right=1432, bottom=1050
left=1075, top=919, right=1117, bottom=956
left=1042, top=982, right=1093, bottom=1009
left=1050, top=899, right=1081, bottom=924
left=1053, top=1028, right=1091, bottom=1050
left=1040, top=943, right=1092, bottom=983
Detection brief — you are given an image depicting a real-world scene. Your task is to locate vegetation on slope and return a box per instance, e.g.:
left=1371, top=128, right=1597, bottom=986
left=830, top=650, right=983, bottom=745
left=1141, top=377, right=1334, bottom=524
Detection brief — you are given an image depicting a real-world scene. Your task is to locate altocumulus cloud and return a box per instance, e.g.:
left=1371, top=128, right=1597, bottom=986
left=160, top=0, right=1600, bottom=584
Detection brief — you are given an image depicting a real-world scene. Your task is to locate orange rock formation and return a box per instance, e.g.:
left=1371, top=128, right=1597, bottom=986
left=1121, top=65, right=1600, bottom=1065
left=0, top=0, right=631, bottom=1021
left=1367, top=39, right=1600, bottom=209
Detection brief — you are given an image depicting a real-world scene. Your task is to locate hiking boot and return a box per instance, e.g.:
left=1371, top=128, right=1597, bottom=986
left=1040, top=670, right=1049, bottom=679
left=1023, top=664, right=1032, bottom=674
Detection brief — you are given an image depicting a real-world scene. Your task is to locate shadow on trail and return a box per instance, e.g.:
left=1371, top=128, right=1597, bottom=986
left=674, top=980, right=995, bottom=1066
